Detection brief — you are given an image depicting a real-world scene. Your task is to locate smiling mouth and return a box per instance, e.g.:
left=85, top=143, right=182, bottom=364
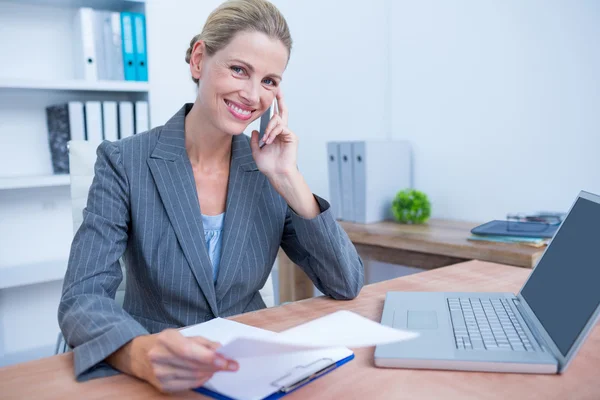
left=224, top=99, right=255, bottom=119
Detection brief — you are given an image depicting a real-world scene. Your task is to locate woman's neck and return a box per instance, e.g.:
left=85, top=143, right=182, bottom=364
left=184, top=101, right=232, bottom=171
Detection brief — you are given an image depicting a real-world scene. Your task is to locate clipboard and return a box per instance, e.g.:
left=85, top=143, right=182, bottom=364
left=194, top=353, right=355, bottom=400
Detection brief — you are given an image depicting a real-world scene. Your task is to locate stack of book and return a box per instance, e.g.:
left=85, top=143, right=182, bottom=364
left=468, top=234, right=549, bottom=248
left=468, top=215, right=564, bottom=247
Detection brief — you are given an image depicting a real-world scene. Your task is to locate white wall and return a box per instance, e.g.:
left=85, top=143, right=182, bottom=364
left=146, top=0, right=600, bottom=223
left=146, top=0, right=391, bottom=198
left=390, top=0, right=600, bottom=221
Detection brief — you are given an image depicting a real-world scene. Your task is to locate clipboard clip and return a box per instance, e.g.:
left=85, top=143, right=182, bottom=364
left=270, top=358, right=336, bottom=393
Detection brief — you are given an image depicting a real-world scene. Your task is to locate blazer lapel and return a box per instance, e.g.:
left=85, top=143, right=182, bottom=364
left=147, top=104, right=219, bottom=317
left=215, top=134, right=265, bottom=300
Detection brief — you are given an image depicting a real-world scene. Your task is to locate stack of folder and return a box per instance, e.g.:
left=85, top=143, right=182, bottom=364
left=468, top=219, right=560, bottom=248
left=327, top=140, right=412, bottom=224
left=74, top=8, right=148, bottom=82
left=468, top=235, right=549, bottom=248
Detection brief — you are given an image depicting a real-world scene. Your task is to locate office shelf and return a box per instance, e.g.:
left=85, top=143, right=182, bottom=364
left=0, top=259, right=68, bottom=289
left=0, top=175, right=70, bottom=190
left=0, top=0, right=145, bottom=10
left=0, top=78, right=149, bottom=93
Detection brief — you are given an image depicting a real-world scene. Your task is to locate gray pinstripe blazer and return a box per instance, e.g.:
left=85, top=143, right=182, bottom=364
left=58, top=104, right=364, bottom=381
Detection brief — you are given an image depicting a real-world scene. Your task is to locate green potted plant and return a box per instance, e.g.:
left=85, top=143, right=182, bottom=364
left=392, top=189, right=431, bottom=224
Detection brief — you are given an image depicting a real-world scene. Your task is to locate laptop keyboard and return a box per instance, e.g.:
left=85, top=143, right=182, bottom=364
left=448, top=298, right=536, bottom=351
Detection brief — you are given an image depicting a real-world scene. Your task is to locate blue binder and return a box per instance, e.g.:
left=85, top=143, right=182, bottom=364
left=193, top=354, right=354, bottom=400
left=132, top=12, right=148, bottom=81
left=120, top=12, right=137, bottom=81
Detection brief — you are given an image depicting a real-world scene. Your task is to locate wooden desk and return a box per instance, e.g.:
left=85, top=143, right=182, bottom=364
left=1, top=261, right=598, bottom=400
left=279, top=219, right=547, bottom=302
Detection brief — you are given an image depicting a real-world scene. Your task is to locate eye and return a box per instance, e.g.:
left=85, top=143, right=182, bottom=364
left=262, top=77, right=277, bottom=86
left=231, top=66, right=246, bottom=75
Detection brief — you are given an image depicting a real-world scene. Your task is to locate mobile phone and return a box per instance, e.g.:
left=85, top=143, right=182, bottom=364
left=258, top=100, right=276, bottom=148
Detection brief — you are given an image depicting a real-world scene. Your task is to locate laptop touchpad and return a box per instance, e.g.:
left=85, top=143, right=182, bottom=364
left=407, top=310, right=438, bottom=329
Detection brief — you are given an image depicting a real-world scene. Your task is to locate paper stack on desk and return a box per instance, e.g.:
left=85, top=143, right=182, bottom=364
left=181, top=310, right=418, bottom=400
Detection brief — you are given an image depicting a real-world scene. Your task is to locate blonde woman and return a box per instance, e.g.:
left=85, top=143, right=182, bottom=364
left=58, top=0, right=364, bottom=393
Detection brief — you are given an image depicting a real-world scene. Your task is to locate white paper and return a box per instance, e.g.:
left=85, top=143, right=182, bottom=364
left=182, top=311, right=418, bottom=359
left=279, top=310, right=419, bottom=348
left=180, top=317, right=277, bottom=343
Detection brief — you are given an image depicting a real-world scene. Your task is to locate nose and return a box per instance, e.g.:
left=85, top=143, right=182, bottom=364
left=238, top=79, right=260, bottom=107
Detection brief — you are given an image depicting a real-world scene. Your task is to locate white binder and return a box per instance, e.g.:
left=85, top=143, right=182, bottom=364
left=102, top=102, right=118, bottom=142
left=352, top=140, right=412, bottom=224
left=106, top=12, right=125, bottom=81
left=93, top=11, right=124, bottom=81
left=118, top=101, right=135, bottom=139
left=67, top=102, right=86, bottom=142
left=73, top=8, right=98, bottom=81
left=326, top=142, right=343, bottom=220
left=134, top=101, right=149, bottom=134
left=339, top=142, right=355, bottom=221
left=84, top=102, right=103, bottom=142
left=92, top=10, right=109, bottom=80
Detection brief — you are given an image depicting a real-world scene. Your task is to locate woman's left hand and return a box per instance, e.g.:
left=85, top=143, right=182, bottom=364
left=250, top=89, right=298, bottom=178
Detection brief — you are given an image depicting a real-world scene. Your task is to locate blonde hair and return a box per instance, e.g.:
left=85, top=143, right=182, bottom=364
left=185, top=0, right=292, bottom=84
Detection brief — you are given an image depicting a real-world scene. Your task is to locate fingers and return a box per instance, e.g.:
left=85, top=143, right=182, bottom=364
left=263, top=115, right=281, bottom=145
left=187, top=337, right=238, bottom=371
left=156, top=330, right=230, bottom=370
left=266, top=125, right=295, bottom=146
left=153, top=363, right=207, bottom=382
left=149, top=346, right=221, bottom=372
left=276, top=89, right=288, bottom=126
left=155, top=375, right=213, bottom=393
left=191, top=337, right=222, bottom=351
left=250, top=130, right=262, bottom=152
left=146, top=331, right=240, bottom=394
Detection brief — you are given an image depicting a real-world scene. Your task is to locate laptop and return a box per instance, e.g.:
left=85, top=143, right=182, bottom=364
left=375, top=190, right=600, bottom=374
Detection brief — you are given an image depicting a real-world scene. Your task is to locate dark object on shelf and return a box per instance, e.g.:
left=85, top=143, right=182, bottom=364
left=45, top=104, right=74, bottom=173
left=471, top=220, right=558, bottom=239
left=506, top=212, right=566, bottom=225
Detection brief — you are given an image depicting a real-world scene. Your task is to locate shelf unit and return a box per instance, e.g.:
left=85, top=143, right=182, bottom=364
left=0, top=0, right=149, bottom=366
left=0, top=259, right=69, bottom=290
left=0, top=0, right=145, bottom=10
left=0, top=78, right=149, bottom=93
left=0, top=175, right=70, bottom=190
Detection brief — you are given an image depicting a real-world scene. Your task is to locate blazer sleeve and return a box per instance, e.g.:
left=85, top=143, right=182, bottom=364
left=58, top=141, right=148, bottom=381
left=280, top=194, right=364, bottom=300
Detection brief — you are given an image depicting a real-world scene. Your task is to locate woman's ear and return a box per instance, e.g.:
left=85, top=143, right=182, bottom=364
left=190, top=40, right=205, bottom=81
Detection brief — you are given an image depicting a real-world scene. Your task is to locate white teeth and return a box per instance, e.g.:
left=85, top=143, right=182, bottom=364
left=226, top=100, right=251, bottom=116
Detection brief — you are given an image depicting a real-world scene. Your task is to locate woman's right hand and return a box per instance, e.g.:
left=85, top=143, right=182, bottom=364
left=108, top=329, right=239, bottom=393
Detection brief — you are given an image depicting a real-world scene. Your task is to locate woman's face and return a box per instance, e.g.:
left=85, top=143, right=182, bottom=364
left=193, top=31, right=289, bottom=136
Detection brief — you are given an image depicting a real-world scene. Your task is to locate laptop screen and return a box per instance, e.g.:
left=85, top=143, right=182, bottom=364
left=521, top=196, right=600, bottom=356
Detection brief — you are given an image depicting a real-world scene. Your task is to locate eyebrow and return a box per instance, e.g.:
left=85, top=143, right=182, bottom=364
left=230, top=58, right=282, bottom=81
